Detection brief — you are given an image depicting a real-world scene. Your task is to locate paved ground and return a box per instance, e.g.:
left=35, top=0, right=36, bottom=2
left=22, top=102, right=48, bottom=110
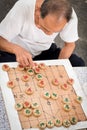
left=0, top=0, right=87, bottom=65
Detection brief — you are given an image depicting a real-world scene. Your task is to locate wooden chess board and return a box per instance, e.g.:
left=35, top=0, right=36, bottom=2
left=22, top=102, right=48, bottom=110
left=0, top=59, right=87, bottom=130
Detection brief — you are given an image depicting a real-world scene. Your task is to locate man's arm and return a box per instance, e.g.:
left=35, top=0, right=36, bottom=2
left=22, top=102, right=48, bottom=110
left=0, top=36, right=34, bottom=67
left=58, top=42, right=75, bottom=59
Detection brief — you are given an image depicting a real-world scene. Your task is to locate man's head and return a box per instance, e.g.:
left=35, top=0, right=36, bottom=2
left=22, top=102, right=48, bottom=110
left=40, top=0, right=72, bottom=22
left=37, top=0, right=72, bottom=35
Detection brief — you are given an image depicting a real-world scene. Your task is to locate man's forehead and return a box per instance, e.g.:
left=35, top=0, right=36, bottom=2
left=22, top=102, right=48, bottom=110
left=42, top=14, right=67, bottom=30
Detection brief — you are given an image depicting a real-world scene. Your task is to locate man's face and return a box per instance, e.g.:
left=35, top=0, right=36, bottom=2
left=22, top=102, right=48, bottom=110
left=37, top=14, right=67, bottom=35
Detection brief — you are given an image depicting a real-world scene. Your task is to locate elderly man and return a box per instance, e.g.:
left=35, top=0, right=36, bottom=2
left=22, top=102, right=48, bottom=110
left=0, top=0, right=85, bottom=67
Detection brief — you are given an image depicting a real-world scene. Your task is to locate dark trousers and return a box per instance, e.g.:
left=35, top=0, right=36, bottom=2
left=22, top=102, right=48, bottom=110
left=0, top=43, right=85, bottom=67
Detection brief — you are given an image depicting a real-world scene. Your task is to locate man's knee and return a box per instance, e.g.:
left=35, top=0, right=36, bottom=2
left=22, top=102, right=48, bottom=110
left=69, top=54, right=85, bottom=67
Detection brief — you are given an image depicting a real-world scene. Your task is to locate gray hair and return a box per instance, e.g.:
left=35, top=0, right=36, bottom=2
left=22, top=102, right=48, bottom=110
left=40, top=0, right=72, bottom=22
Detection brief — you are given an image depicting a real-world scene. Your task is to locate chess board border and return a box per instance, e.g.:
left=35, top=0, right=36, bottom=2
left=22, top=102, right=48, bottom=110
left=0, top=59, right=87, bottom=130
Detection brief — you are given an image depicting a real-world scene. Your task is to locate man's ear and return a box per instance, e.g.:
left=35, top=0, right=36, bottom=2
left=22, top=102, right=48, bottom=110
left=35, top=7, right=41, bottom=17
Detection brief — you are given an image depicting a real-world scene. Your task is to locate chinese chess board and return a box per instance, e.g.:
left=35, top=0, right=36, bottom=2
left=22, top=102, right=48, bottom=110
left=0, top=60, right=87, bottom=130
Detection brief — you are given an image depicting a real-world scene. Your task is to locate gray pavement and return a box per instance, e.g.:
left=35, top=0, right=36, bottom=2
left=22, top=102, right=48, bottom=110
left=0, top=0, right=87, bottom=65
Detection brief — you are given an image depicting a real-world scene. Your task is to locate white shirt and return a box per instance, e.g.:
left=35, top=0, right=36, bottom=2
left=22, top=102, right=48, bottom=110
left=0, top=0, right=79, bottom=58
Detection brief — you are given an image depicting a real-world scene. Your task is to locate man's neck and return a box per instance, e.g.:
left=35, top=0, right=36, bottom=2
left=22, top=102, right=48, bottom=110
left=35, top=0, right=43, bottom=10
left=35, top=0, right=43, bottom=26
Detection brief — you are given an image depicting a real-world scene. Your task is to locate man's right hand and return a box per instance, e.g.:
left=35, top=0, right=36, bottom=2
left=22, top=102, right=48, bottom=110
left=13, top=44, right=34, bottom=67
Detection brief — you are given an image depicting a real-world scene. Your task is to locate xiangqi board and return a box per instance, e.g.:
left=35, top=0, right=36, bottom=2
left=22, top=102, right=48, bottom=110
left=0, top=59, right=87, bottom=130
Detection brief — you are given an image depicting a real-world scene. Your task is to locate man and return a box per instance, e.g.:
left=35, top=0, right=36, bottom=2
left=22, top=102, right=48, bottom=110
left=0, top=0, right=85, bottom=67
